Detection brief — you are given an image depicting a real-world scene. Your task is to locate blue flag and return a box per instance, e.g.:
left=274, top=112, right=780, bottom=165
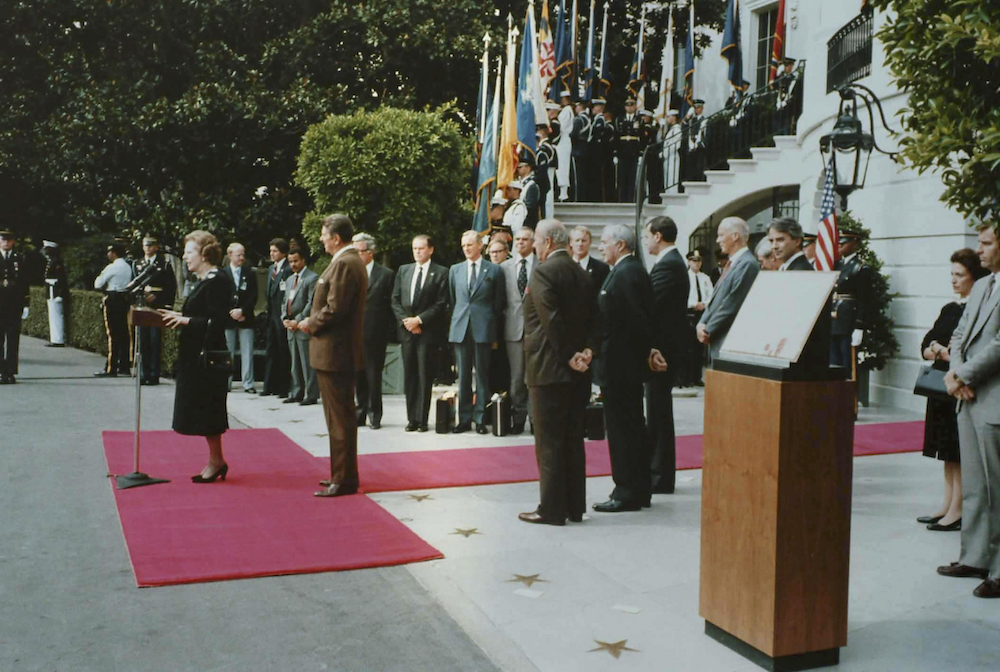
left=473, top=93, right=497, bottom=232
left=552, top=0, right=573, bottom=101
left=517, top=11, right=538, bottom=156
left=549, top=1, right=565, bottom=102
left=721, top=0, right=743, bottom=89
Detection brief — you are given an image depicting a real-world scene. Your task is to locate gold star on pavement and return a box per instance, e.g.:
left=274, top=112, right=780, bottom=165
left=588, top=640, right=639, bottom=660
left=507, top=574, right=548, bottom=588
left=288, top=419, right=302, bottom=423
left=315, top=433, right=328, bottom=438
left=451, top=528, right=482, bottom=538
left=408, top=494, right=433, bottom=502
left=267, top=407, right=280, bottom=411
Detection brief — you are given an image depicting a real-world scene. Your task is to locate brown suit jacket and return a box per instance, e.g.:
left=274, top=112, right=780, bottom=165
left=523, top=248, right=598, bottom=387
left=307, top=247, right=368, bottom=373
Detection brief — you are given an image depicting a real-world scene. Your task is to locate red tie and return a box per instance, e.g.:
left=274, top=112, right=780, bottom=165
left=286, top=274, right=298, bottom=315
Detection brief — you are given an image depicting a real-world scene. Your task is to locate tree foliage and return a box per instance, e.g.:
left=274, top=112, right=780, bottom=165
left=296, top=106, right=471, bottom=267
left=872, top=0, right=1000, bottom=222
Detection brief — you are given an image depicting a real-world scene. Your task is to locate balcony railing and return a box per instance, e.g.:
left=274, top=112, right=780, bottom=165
left=827, top=8, right=873, bottom=93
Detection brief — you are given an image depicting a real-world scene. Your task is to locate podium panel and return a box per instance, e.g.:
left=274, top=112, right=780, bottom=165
left=700, top=369, right=854, bottom=668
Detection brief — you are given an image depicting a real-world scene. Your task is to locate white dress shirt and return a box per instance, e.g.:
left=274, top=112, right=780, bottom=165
left=94, top=257, right=133, bottom=291
left=514, top=252, right=534, bottom=281
left=653, top=245, right=675, bottom=265
left=230, top=264, right=242, bottom=288
left=688, top=270, right=713, bottom=308
left=365, top=260, right=374, bottom=278
left=410, top=260, right=431, bottom=300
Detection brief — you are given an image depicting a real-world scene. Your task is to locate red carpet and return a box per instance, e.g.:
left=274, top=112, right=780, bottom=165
left=356, top=421, right=924, bottom=493
left=102, top=428, right=442, bottom=587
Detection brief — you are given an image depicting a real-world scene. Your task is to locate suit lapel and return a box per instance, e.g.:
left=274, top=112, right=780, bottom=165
left=966, top=278, right=1000, bottom=350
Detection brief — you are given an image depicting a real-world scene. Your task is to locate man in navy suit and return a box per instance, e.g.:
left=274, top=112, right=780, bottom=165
left=643, top=216, right=690, bottom=495
left=698, top=217, right=760, bottom=362
left=448, top=230, right=507, bottom=434
left=353, top=233, right=395, bottom=429
left=223, top=242, right=259, bottom=393
left=262, top=237, right=293, bottom=397
left=767, top=217, right=814, bottom=271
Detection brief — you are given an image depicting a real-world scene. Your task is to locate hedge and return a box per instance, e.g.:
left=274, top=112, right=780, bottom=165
left=22, top=286, right=181, bottom=374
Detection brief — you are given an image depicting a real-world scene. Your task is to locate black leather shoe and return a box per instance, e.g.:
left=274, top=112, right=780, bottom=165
left=568, top=513, right=584, bottom=523
left=45, top=342, right=65, bottom=347
left=417, top=423, right=429, bottom=432
left=283, top=397, right=302, bottom=404
left=369, top=419, right=381, bottom=429
left=518, top=511, right=565, bottom=526
left=476, top=424, right=489, bottom=435
left=299, top=399, right=318, bottom=406
left=453, top=422, right=472, bottom=434
left=259, top=391, right=274, bottom=397
left=244, top=387, right=257, bottom=394
left=973, top=578, right=1000, bottom=598
left=937, top=562, right=988, bottom=579
left=592, top=499, right=642, bottom=513
left=405, top=422, right=419, bottom=432
left=917, top=515, right=944, bottom=525
left=928, top=518, right=962, bottom=531
left=93, top=371, right=117, bottom=378
left=2, top=375, right=14, bottom=384
left=314, top=483, right=358, bottom=498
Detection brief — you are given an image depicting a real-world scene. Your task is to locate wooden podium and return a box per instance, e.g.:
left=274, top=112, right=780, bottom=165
left=699, top=368, right=855, bottom=671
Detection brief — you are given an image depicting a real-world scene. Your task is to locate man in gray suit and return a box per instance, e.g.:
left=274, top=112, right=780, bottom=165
left=697, top=217, right=760, bottom=362
left=501, top=227, right=537, bottom=434
left=281, top=247, right=320, bottom=405
left=449, top=230, right=507, bottom=434
left=939, top=222, right=1000, bottom=598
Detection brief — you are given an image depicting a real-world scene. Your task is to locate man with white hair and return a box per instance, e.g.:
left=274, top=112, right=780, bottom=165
left=501, top=227, right=538, bottom=434
left=697, top=217, right=760, bottom=362
left=223, top=242, right=259, bottom=393
left=755, top=237, right=780, bottom=271
left=593, top=224, right=657, bottom=513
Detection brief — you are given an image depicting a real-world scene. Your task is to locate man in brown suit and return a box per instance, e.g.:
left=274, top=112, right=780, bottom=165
left=518, top=219, right=598, bottom=526
left=298, top=214, right=368, bottom=498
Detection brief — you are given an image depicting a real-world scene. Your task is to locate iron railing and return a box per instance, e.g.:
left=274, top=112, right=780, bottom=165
left=827, top=8, right=873, bottom=93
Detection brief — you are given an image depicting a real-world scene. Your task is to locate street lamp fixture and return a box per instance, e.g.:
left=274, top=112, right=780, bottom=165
left=819, top=84, right=898, bottom=199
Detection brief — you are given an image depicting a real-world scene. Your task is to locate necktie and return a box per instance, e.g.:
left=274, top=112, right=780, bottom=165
left=518, top=259, right=527, bottom=298
left=988, top=274, right=997, bottom=301
left=286, top=273, right=298, bottom=315
left=721, top=259, right=732, bottom=280
left=695, top=275, right=702, bottom=302
left=469, top=261, right=477, bottom=293
left=272, top=264, right=278, bottom=279
left=412, top=266, right=423, bottom=306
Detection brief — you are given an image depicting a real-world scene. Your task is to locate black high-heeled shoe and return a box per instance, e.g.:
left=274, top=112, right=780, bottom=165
left=191, top=463, right=228, bottom=483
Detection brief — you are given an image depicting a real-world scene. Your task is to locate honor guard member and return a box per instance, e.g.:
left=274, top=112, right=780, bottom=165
left=0, top=229, right=30, bottom=384
left=662, top=109, right=683, bottom=193
left=536, top=119, right=558, bottom=219
left=516, top=151, right=542, bottom=230
left=569, top=99, right=593, bottom=201
left=502, top=179, right=528, bottom=230
left=683, top=99, right=707, bottom=182
left=126, top=235, right=177, bottom=385
left=775, top=57, right=801, bottom=134
left=555, top=91, right=574, bottom=202
left=639, top=109, right=663, bottom=204
left=589, top=98, right=615, bottom=201
left=830, top=231, right=874, bottom=370
left=802, top=232, right=818, bottom=268
left=93, top=241, right=134, bottom=377
left=614, top=95, right=642, bottom=203
left=489, top=189, right=508, bottom=229
left=42, top=240, right=69, bottom=347
left=685, top=250, right=713, bottom=387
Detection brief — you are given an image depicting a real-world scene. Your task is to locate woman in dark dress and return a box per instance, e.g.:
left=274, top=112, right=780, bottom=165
left=917, top=248, right=988, bottom=530
left=160, top=230, right=234, bottom=482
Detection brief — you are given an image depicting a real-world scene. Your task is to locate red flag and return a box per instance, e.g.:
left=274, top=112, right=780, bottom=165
left=769, top=0, right=786, bottom=83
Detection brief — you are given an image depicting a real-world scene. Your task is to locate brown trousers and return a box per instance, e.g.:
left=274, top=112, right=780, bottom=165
left=530, top=381, right=589, bottom=520
left=316, top=370, right=359, bottom=487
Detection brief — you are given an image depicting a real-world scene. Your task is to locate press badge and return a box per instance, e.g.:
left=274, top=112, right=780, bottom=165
left=279, top=280, right=287, bottom=291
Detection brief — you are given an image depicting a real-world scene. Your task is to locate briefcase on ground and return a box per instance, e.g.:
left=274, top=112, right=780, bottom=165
left=585, top=401, right=605, bottom=440
left=913, top=365, right=950, bottom=401
left=491, top=392, right=511, bottom=437
left=435, top=395, right=456, bottom=434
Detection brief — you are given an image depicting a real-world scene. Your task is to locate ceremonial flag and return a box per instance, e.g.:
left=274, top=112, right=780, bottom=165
left=721, top=0, right=743, bottom=90
left=549, top=0, right=568, bottom=102
left=681, top=0, right=695, bottom=117
left=628, top=5, right=647, bottom=98
left=597, top=1, right=611, bottom=98
left=539, top=1, right=556, bottom=94
left=498, top=22, right=519, bottom=189
left=769, top=0, right=786, bottom=82
left=518, top=6, right=545, bottom=155
left=815, top=159, right=840, bottom=271
left=476, top=34, right=491, bottom=143
left=653, top=7, right=675, bottom=124
left=569, top=0, right=579, bottom=96
left=473, top=59, right=502, bottom=232
left=583, top=0, right=597, bottom=102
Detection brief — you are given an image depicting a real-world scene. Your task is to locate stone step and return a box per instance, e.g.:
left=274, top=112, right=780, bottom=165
left=680, top=182, right=712, bottom=196
left=772, top=135, right=799, bottom=150
left=750, top=147, right=782, bottom=161
left=727, top=159, right=759, bottom=173
left=704, top=170, right=736, bottom=185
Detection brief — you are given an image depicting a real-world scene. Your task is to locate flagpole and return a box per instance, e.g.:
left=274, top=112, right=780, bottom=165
left=598, top=2, right=609, bottom=81
left=689, top=0, right=695, bottom=101
left=570, top=0, right=578, bottom=93
left=479, top=33, right=491, bottom=144
left=655, top=6, right=674, bottom=122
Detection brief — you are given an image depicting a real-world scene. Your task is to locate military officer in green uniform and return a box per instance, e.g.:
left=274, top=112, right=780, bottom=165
left=0, top=229, right=30, bottom=384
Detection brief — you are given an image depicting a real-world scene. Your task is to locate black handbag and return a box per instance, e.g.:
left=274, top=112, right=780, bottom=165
left=913, top=365, right=949, bottom=400
left=198, top=318, right=233, bottom=373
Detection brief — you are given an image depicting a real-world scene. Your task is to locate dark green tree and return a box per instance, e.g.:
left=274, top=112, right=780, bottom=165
left=872, top=0, right=1000, bottom=222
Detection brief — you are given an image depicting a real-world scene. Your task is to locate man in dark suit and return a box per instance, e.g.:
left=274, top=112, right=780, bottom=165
left=593, top=224, right=656, bottom=513
left=518, top=219, right=598, bottom=526
left=262, top=237, right=292, bottom=397
left=126, top=235, right=177, bottom=385
left=223, top=242, right=259, bottom=393
left=391, top=235, right=449, bottom=432
left=448, top=230, right=507, bottom=434
left=299, top=215, right=367, bottom=498
left=698, top=217, right=760, bottom=362
left=281, top=247, right=320, bottom=405
left=767, top=217, right=814, bottom=271
left=353, top=232, right=395, bottom=429
left=643, top=216, right=690, bottom=495
left=0, top=229, right=29, bottom=384
left=570, top=225, right=609, bottom=287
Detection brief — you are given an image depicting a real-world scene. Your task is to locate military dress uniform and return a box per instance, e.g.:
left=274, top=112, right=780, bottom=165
left=614, top=112, right=642, bottom=202
left=536, top=136, right=557, bottom=219
left=830, top=252, right=874, bottom=370
left=683, top=107, right=707, bottom=182
left=93, top=248, right=134, bottom=376
left=569, top=107, right=593, bottom=201
left=591, top=112, right=616, bottom=202
left=640, top=111, right=663, bottom=204
left=127, top=250, right=177, bottom=384
left=42, top=241, right=69, bottom=347
left=0, top=236, right=30, bottom=383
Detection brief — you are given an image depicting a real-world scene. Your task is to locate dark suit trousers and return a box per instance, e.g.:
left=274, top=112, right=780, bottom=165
left=531, top=382, right=588, bottom=520
left=454, top=333, right=492, bottom=424
left=645, top=374, right=676, bottom=493
left=0, top=310, right=21, bottom=376
left=402, top=336, right=438, bottom=424
left=602, top=381, right=650, bottom=504
left=137, top=325, right=162, bottom=381
left=357, top=339, right=387, bottom=423
left=830, top=336, right=852, bottom=370
left=264, top=312, right=291, bottom=395
left=316, top=370, right=359, bottom=487
left=103, top=293, right=131, bottom=374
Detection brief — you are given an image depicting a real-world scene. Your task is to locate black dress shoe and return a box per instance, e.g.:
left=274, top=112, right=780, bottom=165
left=244, top=387, right=257, bottom=394
left=405, top=422, right=419, bottom=432
left=417, top=423, right=429, bottom=432
left=369, top=419, right=381, bottom=430
left=928, top=518, right=962, bottom=531
left=453, top=422, right=472, bottom=434
left=568, top=513, right=584, bottom=523
left=592, top=499, right=642, bottom=513
left=917, top=515, right=944, bottom=525
left=518, top=511, right=565, bottom=526
left=3, top=375, right=14, bottom=384
left=314, top=483, right=358, bottom=498
left=278, top=393, right=288, bottom=399
left=476, top=424, right=489, bottom=435
left=93, top=371, right=117, bottom=378
left=45, top=342, right=65, bottom=348
left=259, top=391, right=274, bottom=397
left=973, top=578, right=1000, bottom=598
left=299, top=399, right=318, bottom=406
left=937, top=562, right=988, bottom=579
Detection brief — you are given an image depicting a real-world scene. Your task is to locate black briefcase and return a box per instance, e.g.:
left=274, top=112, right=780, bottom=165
left=585, top=402, right=605, bottom=440
left=491, top=392, right=511, bottom=437
left=435, top=396, right=456, bottom=434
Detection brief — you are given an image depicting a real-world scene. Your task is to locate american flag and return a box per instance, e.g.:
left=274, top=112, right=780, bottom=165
left=816, top=159, right=839, bottom=271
